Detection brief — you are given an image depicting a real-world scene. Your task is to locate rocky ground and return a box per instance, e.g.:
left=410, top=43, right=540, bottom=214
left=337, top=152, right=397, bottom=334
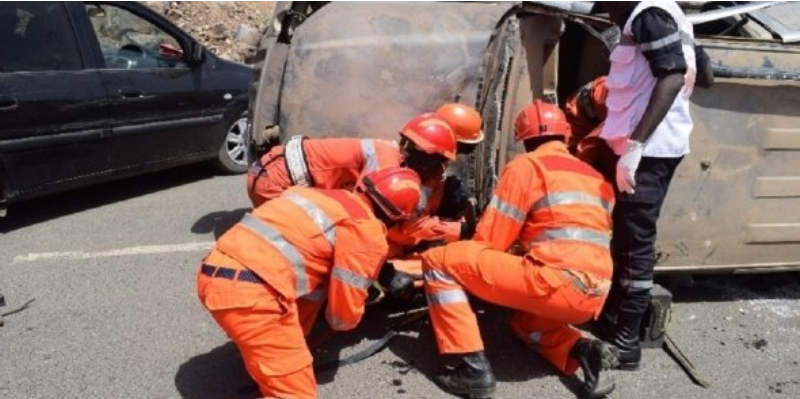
left=142, top=1, right=276, bottom=64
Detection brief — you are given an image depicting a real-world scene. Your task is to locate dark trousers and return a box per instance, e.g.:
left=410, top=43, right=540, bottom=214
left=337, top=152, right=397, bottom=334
left=603, top=156, right=683, bottom=318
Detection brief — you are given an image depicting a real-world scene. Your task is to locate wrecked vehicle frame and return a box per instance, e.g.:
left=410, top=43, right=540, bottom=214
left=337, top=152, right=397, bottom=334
left=249, top=1, right=800, bottom=274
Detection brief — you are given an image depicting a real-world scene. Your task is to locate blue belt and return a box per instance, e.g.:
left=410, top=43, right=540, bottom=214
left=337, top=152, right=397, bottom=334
left=201, top=264, right=264, bottom=284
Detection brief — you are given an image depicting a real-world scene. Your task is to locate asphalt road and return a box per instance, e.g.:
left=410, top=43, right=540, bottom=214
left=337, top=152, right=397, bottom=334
left=2, top=165, right=799, bottom=399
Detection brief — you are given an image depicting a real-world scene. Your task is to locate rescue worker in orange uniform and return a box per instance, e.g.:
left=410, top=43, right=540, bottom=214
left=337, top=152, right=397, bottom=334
left=381, top=104, right=485, bottom=290
left=245, top=113, right=472, bottom=247
left=563, top=76, right=617, bottom=183
left=198, top=166, right=422, bottom=399
left=420, top=100, right=618, bottom=399
left=246, top=136, right=403, bottom=208
left=386, top=104, right=485, bottom=254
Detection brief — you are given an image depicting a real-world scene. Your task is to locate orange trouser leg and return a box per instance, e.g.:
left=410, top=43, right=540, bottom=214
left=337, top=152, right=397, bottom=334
left=422, top=243, right=484, bottom=354
left=422, top=241, right=602, bottom=374
left=509, top=312, right=583, bottom=374
left=198, top=255, right=317, bottom=399
left=297, top=290, right=327, bottom=337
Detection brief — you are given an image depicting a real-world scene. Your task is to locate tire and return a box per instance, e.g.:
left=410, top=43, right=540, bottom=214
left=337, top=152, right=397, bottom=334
left=214, top=111, right=250, bottom=174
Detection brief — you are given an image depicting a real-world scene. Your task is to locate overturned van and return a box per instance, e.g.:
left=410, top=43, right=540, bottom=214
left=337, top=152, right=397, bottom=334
left=249, top=1, right=800, bottom=274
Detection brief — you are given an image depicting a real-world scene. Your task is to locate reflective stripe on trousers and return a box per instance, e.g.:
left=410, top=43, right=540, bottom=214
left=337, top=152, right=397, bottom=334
left=426, top=289, right=468, bottom=306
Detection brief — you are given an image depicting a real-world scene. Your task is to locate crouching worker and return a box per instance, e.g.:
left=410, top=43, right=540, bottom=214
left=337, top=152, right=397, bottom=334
left=198, top=166, right=422, bottom=399
left=421, top=101, right=618, bottom=399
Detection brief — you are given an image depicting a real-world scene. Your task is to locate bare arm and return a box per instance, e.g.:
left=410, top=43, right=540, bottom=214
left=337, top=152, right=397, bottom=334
left=630, top=73, right=684, bottom=144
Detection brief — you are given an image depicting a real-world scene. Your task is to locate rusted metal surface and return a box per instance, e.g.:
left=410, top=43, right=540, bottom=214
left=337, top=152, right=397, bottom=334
left=254, top=2, right=800, bottom=273
left=277, top=2, right=515, bottom=143
left=657, top=78, right=800, bottom=273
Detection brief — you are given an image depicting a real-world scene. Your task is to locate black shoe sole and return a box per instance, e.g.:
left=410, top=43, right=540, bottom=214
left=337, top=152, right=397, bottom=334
left=435, top=380, right=496, bottom=399
left=616, top=361, right=641, bottom=371
left=579, top=342, right=618, bottom=399
left=439, top=386, right=496, bottom=399
left=583, top=377, right=616, bottom=399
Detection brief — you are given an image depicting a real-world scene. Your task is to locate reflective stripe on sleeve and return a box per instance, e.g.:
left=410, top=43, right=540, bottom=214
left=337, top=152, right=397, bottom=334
left=488, top=195, right=526, bottom=223
left=361, top=139, right=378, bottom=173
left=423, top=269, right=456, bottom=285
left=331, top=265, right=373, bottom=291
left=638, top=30, right=681, bottom=51
left=285, top=135, right=312, bottom=187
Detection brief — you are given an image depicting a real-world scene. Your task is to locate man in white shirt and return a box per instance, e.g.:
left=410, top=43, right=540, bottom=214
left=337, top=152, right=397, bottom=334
left=594, top=1, right=697, bottom=371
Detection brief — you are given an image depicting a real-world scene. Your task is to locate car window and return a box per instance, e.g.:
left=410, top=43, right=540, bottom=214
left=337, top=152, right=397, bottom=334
left=85, top=4, right=187, bottom=70
left=0, top=2, right=84, bottom=73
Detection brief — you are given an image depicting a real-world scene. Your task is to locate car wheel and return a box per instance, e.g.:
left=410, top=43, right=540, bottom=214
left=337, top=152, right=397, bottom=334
left=214, top=111, right=250, bottom=174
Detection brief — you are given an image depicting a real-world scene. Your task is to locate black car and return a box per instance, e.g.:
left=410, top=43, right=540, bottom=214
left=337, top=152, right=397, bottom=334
left=0, top=1, right=252, bottom=214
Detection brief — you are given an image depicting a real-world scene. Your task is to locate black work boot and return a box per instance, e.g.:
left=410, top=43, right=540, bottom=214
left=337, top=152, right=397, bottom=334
left=591, top=311, right=616, bottom=343
left=611, top=310, right=645, bottom=370
left=570, top=338, right=617, bottom=399
left=435, top=352, right=496, bottom=399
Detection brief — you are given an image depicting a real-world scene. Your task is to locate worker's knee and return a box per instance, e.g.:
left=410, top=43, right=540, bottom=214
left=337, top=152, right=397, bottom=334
left=250, top=362, right=317, bottom=399
left=421, top=240, right=489, bottom=274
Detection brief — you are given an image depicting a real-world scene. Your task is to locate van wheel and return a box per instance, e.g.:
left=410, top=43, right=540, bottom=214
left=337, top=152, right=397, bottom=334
left=214, top=111, right=250, bottom=174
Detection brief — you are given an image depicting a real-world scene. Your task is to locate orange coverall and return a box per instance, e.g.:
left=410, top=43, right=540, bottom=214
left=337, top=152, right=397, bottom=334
left=197, top=187, right=389, bottom=399
left=247, top=136, right=460, bottom=261
left=421, top=141, right=615, bottom=375
left=387, top=176, right=462, bottom=259
left=247, top=137, right=403, bottom=207
left=564, top=76, right=617, bottom=182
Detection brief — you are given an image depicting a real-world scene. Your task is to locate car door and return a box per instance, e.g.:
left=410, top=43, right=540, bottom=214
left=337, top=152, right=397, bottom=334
left=655, top=3, right=800, bottom=272
left=81, top=2, right=228, bottom=171
left=0, top=1, right=111, bottom=203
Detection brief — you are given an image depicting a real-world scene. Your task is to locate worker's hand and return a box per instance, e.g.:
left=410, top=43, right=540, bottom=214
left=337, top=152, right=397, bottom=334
left=616, top=140, right=644, bottom=194
left=459, top=198, right=478, bottom=240
left=378, top=263, right=416, bottom=300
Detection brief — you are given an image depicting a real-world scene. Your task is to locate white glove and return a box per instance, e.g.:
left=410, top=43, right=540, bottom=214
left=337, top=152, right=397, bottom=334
left=616, top=140, right=644, bottom=194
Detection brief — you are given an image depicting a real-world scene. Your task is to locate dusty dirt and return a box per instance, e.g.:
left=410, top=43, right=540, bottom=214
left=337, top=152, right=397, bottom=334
left=142, top=1, right=276, bottom=64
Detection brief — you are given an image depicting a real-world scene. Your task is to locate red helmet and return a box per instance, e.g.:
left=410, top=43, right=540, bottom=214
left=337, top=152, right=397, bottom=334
left=399, top=113, right=457, bottom=160
left=514, top=99, right=572, bottom=143
left=357, top=166, right=422, bottom=222
left=435, top=103, right=484, bottom=144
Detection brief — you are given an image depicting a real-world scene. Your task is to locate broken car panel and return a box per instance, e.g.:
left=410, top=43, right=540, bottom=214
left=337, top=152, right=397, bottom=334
left=249, top=2, right=800, bottom=274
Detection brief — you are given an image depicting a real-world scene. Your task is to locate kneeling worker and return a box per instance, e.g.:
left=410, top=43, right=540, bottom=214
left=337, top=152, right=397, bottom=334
left=198, top=166, right=422, bottom=399
left=421, top=101, right=618, bottom=399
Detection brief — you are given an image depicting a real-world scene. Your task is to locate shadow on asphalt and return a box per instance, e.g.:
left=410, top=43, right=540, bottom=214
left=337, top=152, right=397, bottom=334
left=0, top=164, right=218, bottom=233
left=174, top=341, right=261, bottom=399
left=658, top=272, right=800, bottom=303
left=313, top=295, right=556, bottom=388
left=192, top=208, right=250, bottom=239
left=179, top=296, right=562, bottom=398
